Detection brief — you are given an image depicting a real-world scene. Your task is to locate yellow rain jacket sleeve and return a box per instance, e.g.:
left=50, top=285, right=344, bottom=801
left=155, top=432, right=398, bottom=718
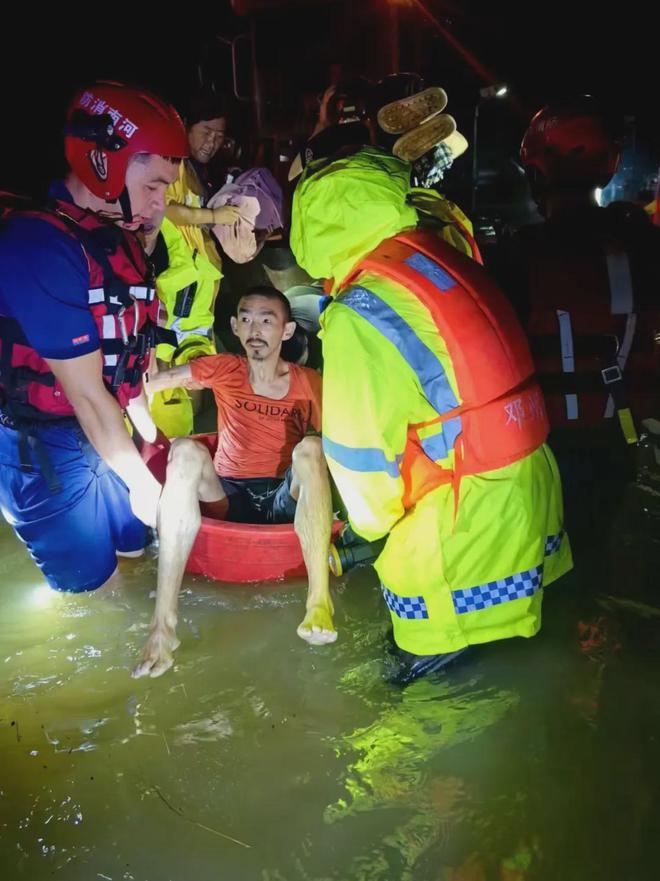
left=408, top=188, right=476, bottom=258
left=166, top=160, right=223, bottom=275
left=320, top=299, right=411, bottom=541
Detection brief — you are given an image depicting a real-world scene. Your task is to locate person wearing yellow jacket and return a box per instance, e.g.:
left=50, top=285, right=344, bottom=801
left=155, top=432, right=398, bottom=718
left=165, top=92, right=239, bottom=263
left=145, top=215, right=222, bottom=436
left=291, top=147, right=573, bottom=682
left=409, top=187, right=481, bottom=261
left=164, top=93, right=239, bottom=357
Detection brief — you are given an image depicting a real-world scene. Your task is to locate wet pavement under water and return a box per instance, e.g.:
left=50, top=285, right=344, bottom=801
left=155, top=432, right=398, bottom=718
left=2, top=475, right=660, bottom=881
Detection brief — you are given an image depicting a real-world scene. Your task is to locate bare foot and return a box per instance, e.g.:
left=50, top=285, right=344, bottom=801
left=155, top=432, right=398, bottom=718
left=132, top=625, right=181, bottom=678
left=297, top=605, right=337, bottom=646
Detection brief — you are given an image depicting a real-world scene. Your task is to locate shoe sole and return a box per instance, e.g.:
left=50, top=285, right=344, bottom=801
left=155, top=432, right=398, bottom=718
left=377, top=86, right=448, bottom=134
left=393, top=114, right=457, bottom=163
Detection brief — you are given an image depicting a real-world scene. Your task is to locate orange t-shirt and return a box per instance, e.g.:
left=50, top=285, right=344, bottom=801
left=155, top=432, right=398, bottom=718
left=190, top=354, right=322, bottom=479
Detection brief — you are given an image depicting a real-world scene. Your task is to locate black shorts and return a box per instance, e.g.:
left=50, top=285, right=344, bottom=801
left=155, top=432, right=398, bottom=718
left=219, top=467, right=298, bottom=525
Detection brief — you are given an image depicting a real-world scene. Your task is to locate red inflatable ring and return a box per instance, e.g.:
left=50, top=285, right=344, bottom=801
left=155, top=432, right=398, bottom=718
left=144, top=433, right=343, bottom=583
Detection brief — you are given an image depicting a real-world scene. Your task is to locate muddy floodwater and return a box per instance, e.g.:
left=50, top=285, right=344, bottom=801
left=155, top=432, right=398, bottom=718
left=2, top=481, right=660, bottom=881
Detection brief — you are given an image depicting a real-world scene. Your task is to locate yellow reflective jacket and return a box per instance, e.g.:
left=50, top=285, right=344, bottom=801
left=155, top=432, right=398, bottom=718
left=291, top=148, right=571, bottom=657
left=409, top=188, right=480, bottom=260
left=166, top=159, right=223, bottom=274
left=155, top=217, right=221, bottom=362
left=150, top=218, right=221, bottom=437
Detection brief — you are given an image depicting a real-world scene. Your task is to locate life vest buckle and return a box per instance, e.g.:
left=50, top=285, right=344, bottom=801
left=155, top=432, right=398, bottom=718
left=106, top=278, right=133, bottom=309
left=601, top=365, right=623, bottom=385
left=131, top=332, right=150, bottom=358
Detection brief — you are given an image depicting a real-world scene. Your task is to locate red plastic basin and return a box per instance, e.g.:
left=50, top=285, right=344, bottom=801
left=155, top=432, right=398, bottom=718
left=145, top=432, right=343, bottom=583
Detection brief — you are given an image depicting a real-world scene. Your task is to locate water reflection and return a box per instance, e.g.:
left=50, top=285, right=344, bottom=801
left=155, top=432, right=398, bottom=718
left=2, top=503, right=660, bottom=880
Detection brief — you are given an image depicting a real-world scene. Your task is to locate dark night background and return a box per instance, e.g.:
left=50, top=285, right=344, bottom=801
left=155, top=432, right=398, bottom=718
left=1, top=1, right=658, bottom=211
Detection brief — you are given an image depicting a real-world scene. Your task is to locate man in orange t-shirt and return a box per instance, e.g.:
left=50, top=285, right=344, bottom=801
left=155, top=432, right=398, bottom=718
left=134, top=287, right=334, bottom=678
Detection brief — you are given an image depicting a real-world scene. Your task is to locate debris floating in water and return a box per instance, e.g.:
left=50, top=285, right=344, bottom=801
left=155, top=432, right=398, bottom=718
left=151, top=784, right=251, bottom=849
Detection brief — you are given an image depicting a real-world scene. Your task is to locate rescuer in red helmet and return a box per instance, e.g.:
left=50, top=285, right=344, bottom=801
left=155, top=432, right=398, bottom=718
left=0, top=81, right=188, bottom=594
left=498, top=96, right=660, bottom=535
left=520, top=97, right=623, bottom=216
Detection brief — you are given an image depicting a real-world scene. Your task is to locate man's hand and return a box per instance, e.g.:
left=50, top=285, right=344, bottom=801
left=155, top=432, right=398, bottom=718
left=311, top=84, right=337, bottom=137
left=45, top=351, right=164, bottom=524
left=212, top=205, right=241, bottom=226
left=133, top=622, right=181, bottom=678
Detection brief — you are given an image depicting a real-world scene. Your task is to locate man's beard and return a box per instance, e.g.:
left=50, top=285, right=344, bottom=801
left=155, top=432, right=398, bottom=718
left=246, top=341, right=268, bottom=360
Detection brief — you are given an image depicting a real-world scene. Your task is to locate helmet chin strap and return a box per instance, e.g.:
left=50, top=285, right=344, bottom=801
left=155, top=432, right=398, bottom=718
left=118, top=187, right=134, bottom=223
left=96, top=188, right=134, bottom=225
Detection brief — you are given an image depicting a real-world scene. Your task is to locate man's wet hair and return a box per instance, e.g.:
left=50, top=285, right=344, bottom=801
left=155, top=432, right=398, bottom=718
left=237, top=286, right=292, bottom=323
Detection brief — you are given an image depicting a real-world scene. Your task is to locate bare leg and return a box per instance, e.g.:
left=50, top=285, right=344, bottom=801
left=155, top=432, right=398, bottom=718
left=133, top=438, right=224, bottom=678
left=289, top=436, right=336, bottom=645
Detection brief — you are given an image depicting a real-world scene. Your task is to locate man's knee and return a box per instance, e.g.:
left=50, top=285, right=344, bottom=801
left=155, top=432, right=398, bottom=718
left=166, top=438, right=209, bottom=483
left=292, top=436, right=325, bottom=474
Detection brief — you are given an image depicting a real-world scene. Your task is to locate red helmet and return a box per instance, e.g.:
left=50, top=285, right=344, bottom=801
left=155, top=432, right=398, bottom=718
left=520, top=98, right=622, bottom=189
left=64, top=81, right=188, bottom=201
